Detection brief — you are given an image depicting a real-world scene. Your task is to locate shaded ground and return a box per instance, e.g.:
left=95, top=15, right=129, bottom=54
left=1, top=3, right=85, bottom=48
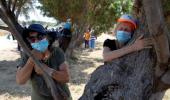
left=0, top=36, right=31, bottom=100
left=0, top=34, right=170, bottom=100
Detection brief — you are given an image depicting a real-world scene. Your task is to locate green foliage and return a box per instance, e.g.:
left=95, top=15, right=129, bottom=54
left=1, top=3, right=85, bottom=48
left=0, top=0, right=33, bottom=29
left=87, top=0, right=134, bottom=34
left=38, top=0, right=85, bottom=22
left=162, top=0, right=170, bottom=16
left=162, top=0, right=170, bottom=30
left=38, top=0, right=133, bottom=35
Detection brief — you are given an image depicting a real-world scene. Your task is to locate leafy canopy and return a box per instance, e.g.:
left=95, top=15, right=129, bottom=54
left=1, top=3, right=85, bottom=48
left=38, top=0, right=133, bottom=34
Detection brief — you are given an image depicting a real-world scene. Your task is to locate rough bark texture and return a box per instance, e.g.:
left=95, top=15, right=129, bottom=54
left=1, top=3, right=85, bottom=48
left=65, top=23, right=87, bottom=58
left=80, top=0, right=170, bottom=100
left=80, top=51, right=155, bottom=100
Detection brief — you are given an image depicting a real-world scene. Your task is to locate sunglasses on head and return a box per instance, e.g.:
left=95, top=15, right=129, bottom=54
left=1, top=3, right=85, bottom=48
left=27, top=34, right=45, bottom=43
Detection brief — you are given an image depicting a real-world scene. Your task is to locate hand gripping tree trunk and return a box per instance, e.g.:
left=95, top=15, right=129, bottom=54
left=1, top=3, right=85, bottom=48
left=80, top=0, right=170, bottom=100
left=0, top=1, right=68, bottom=100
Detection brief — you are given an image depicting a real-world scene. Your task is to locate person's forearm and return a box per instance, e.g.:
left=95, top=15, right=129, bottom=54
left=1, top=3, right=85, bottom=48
left=42, top=63, right=69, bottom=83
left=52, top=70, right=69, bottom=83
left=103, top=45, right=135, bottom=62
left=43, top=66, right=69, bottom=83
left=16, top=58, right=34, bottom=85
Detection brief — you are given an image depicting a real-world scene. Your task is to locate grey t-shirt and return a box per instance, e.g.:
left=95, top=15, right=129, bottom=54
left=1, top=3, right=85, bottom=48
left=18, top=47, right=71, bottom=100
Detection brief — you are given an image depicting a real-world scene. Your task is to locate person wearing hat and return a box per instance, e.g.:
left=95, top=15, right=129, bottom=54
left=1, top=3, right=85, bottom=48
left=58, top=18, right=72, bottom=52
left=103, top=14, right=153, bottom=62
left=16, top=24, right=72, bottom=100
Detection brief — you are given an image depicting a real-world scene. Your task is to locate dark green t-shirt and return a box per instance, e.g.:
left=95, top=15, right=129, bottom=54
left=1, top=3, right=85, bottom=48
left=18, top=47, right=72, bottom=100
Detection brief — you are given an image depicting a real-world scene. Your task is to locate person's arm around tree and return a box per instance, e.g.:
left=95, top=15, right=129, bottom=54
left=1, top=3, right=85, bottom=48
left=103, top=35, right=152, bottom=62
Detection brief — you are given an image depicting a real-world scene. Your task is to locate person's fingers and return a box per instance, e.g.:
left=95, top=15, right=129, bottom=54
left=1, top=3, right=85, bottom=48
left=32, top=50, right=43, bottom=60
left=31, top=50, right=40, bottom=57
left=35, top=65, right=41, bottom=69
left=137, top=34, right=144, bottom=40
left=34, top=65, right=43, bottom=74
left=143, top=38, right=154, bottom=46
left=144, top=46, right=153, bottom=49
left=144, top=41, right=153, bottom=46
left=144, top=40, right=154, bottom=46
left=144, top=38, right=153, bottom=43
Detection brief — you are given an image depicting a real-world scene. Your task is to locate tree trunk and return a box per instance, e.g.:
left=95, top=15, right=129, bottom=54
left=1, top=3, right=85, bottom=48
left=79, top=0, right=170, bottom=100
left=65, top=23, right=87, bottom=58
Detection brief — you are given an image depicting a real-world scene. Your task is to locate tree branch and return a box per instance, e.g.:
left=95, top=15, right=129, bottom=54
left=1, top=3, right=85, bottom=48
left=0, top=26, right=9, bottom=31
left=12, top=0, right=17, bottom=13
left=7, top=0, right=12, bottom=11
left=0, top=0, right=8, bottom=9
left=15, top=0, right=29, bottom=19
left=0, top=4, right=12, bottom=25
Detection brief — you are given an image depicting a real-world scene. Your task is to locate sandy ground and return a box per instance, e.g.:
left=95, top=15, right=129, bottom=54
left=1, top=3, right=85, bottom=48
left=0, top=34, right=170, bottom=100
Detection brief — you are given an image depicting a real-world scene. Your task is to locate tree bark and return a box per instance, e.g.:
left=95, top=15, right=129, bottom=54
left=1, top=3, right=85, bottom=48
left=80, top=50, right=156, bottom=100
left=65, top=23, right=88, bottom=58
left=80, top=0, right=170, bottom=100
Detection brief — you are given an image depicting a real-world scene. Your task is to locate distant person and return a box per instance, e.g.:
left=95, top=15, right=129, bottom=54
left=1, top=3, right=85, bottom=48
left=83, top=29, right=91, bottom=48
left=17, top=43, right=21, bottom=51
left=59, top=19, right=72, bottom=52
left=16, top=23, right=72, bottom=100
left=57, top=27, right=63, bottom=38
left=89, top=35, right=96, bottom=49
left=7, top=33, right=15, bottom=40
left=103, top=14, right=153, bottom=62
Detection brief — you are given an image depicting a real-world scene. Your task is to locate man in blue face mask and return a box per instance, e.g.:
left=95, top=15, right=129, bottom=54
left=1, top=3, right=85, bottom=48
left=25, top=24, right=49, bottom=52
left=102, top=14, right=153, bottom=62
left=16, top=24, right=72, bottom=100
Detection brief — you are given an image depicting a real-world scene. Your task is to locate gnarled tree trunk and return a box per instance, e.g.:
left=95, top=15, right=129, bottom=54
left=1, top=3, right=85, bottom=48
left=65, top=23, right=88, bottom=58
left=80, top=0, right=170, bottom=100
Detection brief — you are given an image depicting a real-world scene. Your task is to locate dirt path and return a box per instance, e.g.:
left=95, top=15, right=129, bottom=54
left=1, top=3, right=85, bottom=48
left=0, top=34, right=170, bottom=100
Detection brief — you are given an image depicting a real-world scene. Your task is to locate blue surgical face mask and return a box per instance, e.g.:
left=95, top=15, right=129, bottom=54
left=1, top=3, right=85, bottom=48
left=31, top=38, right=49, bottom=52
left=116, top=30, right=132, bottom=43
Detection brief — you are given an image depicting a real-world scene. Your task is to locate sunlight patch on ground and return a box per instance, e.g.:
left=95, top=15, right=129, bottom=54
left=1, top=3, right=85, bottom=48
left=0, top=36, right=18, bottom=50
left=82, top=67, right=97, bottom=75
left=68, top=84, right=85, bottom=100
left=163, top=90, right=170, bottom=100
left=0, top=92, right=30, bottom=100
left=97, top=33, right=115, bottom=43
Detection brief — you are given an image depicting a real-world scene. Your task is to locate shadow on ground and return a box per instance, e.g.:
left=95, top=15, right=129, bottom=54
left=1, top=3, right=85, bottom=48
left=0, top=59, right=31, bottom=97
left=69, top=42, right=104, bottom=85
